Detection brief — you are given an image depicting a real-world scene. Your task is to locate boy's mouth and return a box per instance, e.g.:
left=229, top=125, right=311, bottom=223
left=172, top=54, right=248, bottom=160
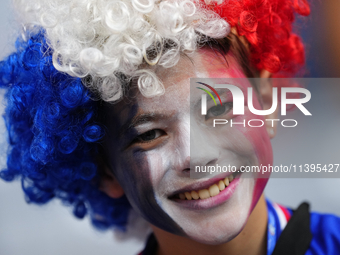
left=169, top=171, right=240, bottom=201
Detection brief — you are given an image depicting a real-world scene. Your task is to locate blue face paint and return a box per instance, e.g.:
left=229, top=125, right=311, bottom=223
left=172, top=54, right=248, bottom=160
left=102, top=101, right=184, bottom=235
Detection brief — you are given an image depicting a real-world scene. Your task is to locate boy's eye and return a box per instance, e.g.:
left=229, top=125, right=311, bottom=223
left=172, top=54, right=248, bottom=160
left=206, top=102, right=233, bottom=119
left=136, top=129, right=164, bottom=142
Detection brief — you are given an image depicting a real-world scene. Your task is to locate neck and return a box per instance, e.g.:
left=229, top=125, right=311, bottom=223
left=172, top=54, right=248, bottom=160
left=151, top=194, right=268, bottom=255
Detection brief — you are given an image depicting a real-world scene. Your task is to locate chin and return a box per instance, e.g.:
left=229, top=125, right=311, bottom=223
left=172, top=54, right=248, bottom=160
left=163, top=177, right=255, bottom=244
left=186, top=215, right=248, bottom=245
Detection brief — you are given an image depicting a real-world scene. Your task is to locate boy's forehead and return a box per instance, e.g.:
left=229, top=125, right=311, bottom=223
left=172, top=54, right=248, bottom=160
left=107, top=56, right=194, bottom=120
left=106, top=50, right=246, bottom=123
left=110, top=80, right=190, bottom=128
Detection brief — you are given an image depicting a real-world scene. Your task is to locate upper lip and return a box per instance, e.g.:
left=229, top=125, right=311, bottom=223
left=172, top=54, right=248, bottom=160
left=168, top=172, right=233, bottom=198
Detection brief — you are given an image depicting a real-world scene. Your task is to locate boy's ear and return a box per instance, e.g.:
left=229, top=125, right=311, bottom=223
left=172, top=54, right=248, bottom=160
left=259, top=70, right=278, bottom=139
left=99, top=164, right=125, bottom=199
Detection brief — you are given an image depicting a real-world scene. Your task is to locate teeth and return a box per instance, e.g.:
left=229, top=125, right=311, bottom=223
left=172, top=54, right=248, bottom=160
left=209, top=184, right=220, bottom=197
left=218, top=180, right=225, bottom=191
left=198, top=189, right=210, bottom=199
left=224, top=177, right=229, bottom=186
left=185, top=192, right=192, bottom=200
left=178, top=174, right=236, bottom=201
left=191, top=190, right=200, bottom=200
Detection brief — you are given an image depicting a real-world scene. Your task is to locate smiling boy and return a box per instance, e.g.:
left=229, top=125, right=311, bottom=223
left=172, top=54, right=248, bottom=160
left=1, top=0, right=340, bottom=255
left=99, top=48, right=275, bottom=254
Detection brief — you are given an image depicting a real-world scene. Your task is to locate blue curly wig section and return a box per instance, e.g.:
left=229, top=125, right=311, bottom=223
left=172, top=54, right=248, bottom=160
left=0, top=29, right=131, bottom=230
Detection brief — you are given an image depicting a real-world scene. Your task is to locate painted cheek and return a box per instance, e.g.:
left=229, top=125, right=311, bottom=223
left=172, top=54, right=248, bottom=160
left=245, top=90, right=273, bottom=172
left=114, top=150, right=184, bottom=235
left=231, top=88, right=272, bottom=210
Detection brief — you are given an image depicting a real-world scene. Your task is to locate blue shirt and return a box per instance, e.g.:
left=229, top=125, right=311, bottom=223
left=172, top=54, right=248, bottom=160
left=140, top=200, right=340, bottom=255
left=267, top=199, right=340, bottom=255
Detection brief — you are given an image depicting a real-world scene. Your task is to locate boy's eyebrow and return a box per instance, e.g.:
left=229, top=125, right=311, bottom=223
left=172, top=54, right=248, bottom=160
left=119, top=112, right=167, bottom=137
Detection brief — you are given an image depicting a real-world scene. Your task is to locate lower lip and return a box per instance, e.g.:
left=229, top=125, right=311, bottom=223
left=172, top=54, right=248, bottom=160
left=171, top=175, right=241, bottom=210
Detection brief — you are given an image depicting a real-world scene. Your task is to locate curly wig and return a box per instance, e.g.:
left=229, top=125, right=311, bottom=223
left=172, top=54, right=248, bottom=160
left=0, top=0, right=309, bottom=231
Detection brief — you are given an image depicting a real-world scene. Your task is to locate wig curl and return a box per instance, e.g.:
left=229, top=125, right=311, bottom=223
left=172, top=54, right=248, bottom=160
left=12, top=0, right=230, bottom=101
left=0, top=0, right=310, bottom=231
left=208, top=0, right=310, bottom=75
left=0, top=30, right=130, bottom=230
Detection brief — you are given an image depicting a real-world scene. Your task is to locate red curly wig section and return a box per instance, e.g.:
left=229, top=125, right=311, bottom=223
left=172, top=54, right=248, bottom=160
left=204, top=0, right=310, bottom=76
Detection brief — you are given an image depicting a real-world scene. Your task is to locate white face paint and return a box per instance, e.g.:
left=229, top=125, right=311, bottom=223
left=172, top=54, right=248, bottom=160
left=102, top=50, right=272, bottom=244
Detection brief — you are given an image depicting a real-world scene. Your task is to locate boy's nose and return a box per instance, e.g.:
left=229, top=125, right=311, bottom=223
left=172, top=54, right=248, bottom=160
left=190, top=131, right=219, bottom=172
left=171, top=121, right=191, bottom=176
left=176, top=123, right=219, bottom=177
left=171, top=119, right=219, bottom=176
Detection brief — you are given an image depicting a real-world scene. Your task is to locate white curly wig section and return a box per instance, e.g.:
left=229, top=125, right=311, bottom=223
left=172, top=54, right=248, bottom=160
left=13, top=0, right=230, bottom=101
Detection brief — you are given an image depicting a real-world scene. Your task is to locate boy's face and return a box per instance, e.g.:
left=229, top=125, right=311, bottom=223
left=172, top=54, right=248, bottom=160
left=103, top=50, right=273, bottom=244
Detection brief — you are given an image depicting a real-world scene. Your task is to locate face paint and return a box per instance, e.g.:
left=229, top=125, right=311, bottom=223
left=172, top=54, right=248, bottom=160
left=102, top=102, right=184, bottom=235
left=194, top=50, right=272, bottom=214
left=102, top=49, right=272, bottom=244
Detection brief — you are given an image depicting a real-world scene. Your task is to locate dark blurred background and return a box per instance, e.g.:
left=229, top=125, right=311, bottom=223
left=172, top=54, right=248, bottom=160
left=302, top=0, right=340, bottom=77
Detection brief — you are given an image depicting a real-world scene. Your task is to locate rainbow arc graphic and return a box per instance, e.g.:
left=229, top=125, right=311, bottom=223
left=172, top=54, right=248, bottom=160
left=196, top=82, right=222, bottom=106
